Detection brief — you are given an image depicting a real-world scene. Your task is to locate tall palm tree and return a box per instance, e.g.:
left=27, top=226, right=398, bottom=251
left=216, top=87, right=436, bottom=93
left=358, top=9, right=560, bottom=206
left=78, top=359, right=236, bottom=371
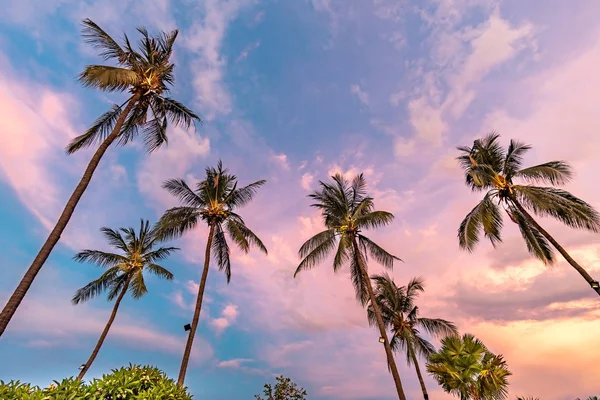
left=0, top=19, right=200, bottom=336
left=367, top=274, right=458, bottom=400
left=156, top=161, right=268, bottom=386
left=294, top=173, right=407, bottom=400
left=457, top=133, right=600, bottom=296
left=72, top=220, right=178, bottom=380
left=426, top=333, right=511, bottom=400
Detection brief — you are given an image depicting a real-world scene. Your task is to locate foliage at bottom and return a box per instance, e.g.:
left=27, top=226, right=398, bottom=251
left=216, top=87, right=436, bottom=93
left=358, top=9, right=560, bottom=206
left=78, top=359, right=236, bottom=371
left=0, top=364, right=192, bottom=399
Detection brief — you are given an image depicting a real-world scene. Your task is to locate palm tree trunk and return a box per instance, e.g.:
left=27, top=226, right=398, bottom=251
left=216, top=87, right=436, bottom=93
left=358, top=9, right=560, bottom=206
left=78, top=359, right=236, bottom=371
left=0, top=94, right=141, bottom=337
left=512, top=198, right=600, bottom=297
left=177, top=223, right=215, bottom=387
left=409, top=346, right=429, bottom=400
left=352, top=238, right=407, bottom=400
left=77, top=278, right=130, bottom=381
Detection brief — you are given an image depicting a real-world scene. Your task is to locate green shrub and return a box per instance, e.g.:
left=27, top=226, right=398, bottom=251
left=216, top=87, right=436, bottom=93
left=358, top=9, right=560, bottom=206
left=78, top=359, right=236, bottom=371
left=0, top=364, right=192, bottom=399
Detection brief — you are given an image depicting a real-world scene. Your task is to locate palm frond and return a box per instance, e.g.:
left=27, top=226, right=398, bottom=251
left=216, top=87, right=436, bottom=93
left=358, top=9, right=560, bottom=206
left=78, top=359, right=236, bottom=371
left=78, top=65, right=139, bottom=92
left=417, top=317, right=459, bottom=339
left=143, top=102, right=169, bottom=152
left=226, top=180, right=267, bottom=209
left=514, top=161, right=573, bottom=185
left=72, top=267, right=121, bottom=304
left=514, top=186, right=600, bottom=232
left=502, top=139, right=531, bottom=179
left=226, top=217, right=268, bottom=254
left=355, top=211, right=395, bottom=230
left=212, top=224, right=232, bottom=282
left=350, top=250, right=370, bottom=305
left=155, top=206, right=201, bottom=241
left=129, top=272, right=148, bottom=299
left=65, top=104, right=123, bottom=154
left=146, top=263, right=174, bottom=281
left=333, top=234, right=352, bottom=272
left=358, top=235, right=401, bottom=268
left=73, top=250, right=128, bottom=268
left=506, top=205, right=554, bottom=265
left=295, top=231, right=337, bottom=277
left=458, top=192, right=503, bottom=251
left=100, top=227, right=130, bottom=253
left=81, top=19, right=128, bottom=63
left=156, top=96, right=201, bottom=130
left=162, top=178, right=203, bottom=207
left=144, top=246, right=180, bottom=262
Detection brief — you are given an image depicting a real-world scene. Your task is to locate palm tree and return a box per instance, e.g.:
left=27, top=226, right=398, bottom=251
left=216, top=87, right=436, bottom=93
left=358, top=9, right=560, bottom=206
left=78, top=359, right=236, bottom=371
left=156, top=161, right=267, bottom=386
left=294, top=173, right=407, bottom=400
left=72, top=220, right=178, bottom=380
left=0, top=19, right=200, bottom=336
left=457, top=133, right=600, bottom=297
left=426, top=333, right=511, bottom=400
left=367, top=274, right=458, bottom=400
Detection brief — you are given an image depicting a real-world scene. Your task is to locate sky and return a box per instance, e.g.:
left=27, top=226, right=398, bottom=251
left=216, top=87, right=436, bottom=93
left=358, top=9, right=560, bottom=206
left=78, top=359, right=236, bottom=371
left=1, top=0, right=600, bottom=399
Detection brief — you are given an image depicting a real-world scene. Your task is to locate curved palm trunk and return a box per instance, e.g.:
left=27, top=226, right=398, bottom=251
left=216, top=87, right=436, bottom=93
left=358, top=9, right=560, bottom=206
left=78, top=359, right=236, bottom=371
left=0, top=94, right=141, bottom=337
left=78, top=278, right=130, bottom=381
left=177, top=223, right=215, bottom=387
left=512, top=199, right=600, bottom=297
left=409, top=346, right=429, bottom=400
left=352, top=238, right=407, bottom=400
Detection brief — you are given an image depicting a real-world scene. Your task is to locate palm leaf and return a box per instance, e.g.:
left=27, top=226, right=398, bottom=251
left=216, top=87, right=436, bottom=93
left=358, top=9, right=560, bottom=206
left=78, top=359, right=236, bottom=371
left=72, top=250, right=128, bottom=268
left=129, top=271, right=148, bottom=299
left=212, top=224, right=232, bottom=282
left=514, top=161, right=573, bottom=185
left=502, top=139, right=531, bottom=179
left=506, top=205, right=554, bottom=265
left=146, top=263, right=174, bottom=280
left=81, top=19, right=128, bottom=63
left=162, top=179, right=203, bottom=207
left=355, top=211, right=395, bottom=230
left=157, top=96, right=201, bottom=130
left=350, top=250, right=369, bottom=305
left=155, top=206, right=201, bottom=240
left=72, top=266, right=121, bottom=304
left=226, top=180, right=267, bottom=208
left=514, top=185, right=600, bottom=232
left=295, top=231, right=337, bottom=276
left=78, top=65, right=140, bottom=92
left=65, top=104, right=123, bottom=154
left=358, top=235, right=401, bottom=268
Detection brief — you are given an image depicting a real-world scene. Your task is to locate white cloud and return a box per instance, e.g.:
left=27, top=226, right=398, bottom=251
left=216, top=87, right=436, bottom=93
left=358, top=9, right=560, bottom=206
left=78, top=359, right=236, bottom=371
left=210, top=303, right=239, bottom=333
left=217, top=358, right=253, bottom=368
left=301, top=173, right=314, bottom=190
left=272, top=153, right=290, bottom=170
left=350, top=84, right=370, bottom=106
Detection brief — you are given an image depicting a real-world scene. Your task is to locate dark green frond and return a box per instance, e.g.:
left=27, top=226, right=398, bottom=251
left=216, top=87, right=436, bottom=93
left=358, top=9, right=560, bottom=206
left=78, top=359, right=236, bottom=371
left=506, top=205, right=554, bottom=265
left=155, top=206, right=201, bottom=241
left=514, top=161, right=573, bottom=186
left=226, top=217, right=268, bottom=254
left=502, top=139, right=531, bottom=179
left=100, top=227, right=130, bottom=253
left=458, top=192, right=503, bottom=251
left=514, top=186, right=600, bottom=232
left=157, top=96, right=201, bottom=130
left=81, top=19, right=128, bottom=63
left=333, top=235, right=352, bottom=272
left=162, top=179, right=203, bottom=207
left=355, top=211, right=395, bottom=230
left=144, top=246, right=180, bottom=263
left=72, top=267, right=121, bottom=304
left=350, top=250, right=369, bottom=306
left=107, top=275, right=129, bottom=301
left=358, top=235, right=401, bottom=268
left=295, top=230, right=337, bottom=277
left=66, top=104, right=123, bottom=154
left=417, top=317, right=459, bottom=339
left=212, top=224, right=232, bottom=282
left=298, top=229, right=336, bottom=259
left=226, top=180, right=267, bottom=209
left=129, top=272, right=148, bottom=299
left=73, top=250, right=128, bottom=268
left=78, top=65, right=140, bottom=92
left=146, top=263, right=174, bottom=281
left=142, top=116, right=169, bottom=153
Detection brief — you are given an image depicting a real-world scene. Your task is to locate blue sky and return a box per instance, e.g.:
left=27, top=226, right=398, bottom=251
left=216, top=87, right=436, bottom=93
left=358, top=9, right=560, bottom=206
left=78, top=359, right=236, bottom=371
left=1, top=0, right=600, bottom=399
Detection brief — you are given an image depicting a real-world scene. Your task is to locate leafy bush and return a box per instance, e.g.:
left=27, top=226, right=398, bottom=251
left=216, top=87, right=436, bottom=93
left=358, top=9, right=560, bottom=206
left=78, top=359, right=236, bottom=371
left=254, top=375, right=307, bottom=400
left=0, top=364, right=192, bottom=399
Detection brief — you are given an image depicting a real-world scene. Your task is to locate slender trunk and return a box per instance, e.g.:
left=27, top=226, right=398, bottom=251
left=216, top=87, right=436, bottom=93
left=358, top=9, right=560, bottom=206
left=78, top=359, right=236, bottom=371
left=0, top=94, right=141, bottom=337
left=512, top=198, right=600, bottom=297
left=77, top=278, right=130, bottom=381
left=352, top=238, right=407, bottom=400
left=409, top=345, right=429, bottom=400
left=177, top=223, right=215, bottom=387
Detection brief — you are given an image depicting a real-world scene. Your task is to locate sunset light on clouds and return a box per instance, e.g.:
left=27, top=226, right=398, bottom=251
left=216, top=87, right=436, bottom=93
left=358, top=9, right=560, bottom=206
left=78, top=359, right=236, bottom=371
left=1, top=0, right=600, bottom=399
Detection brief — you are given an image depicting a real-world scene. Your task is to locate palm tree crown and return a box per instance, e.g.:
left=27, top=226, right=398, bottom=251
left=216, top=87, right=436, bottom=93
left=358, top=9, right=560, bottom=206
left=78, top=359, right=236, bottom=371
left=295, top=173, right=401, bottom=304
left=457, top=132, right=600, bottom=265
left=67, top=19, right=201, bottom=154
left=156, top=161, right=267, bottom=282
left=72, top=220, right=178, bottom=304
left=367, top=274, right=458, bottom=364
left=427, top=333, right=512, bottom=400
